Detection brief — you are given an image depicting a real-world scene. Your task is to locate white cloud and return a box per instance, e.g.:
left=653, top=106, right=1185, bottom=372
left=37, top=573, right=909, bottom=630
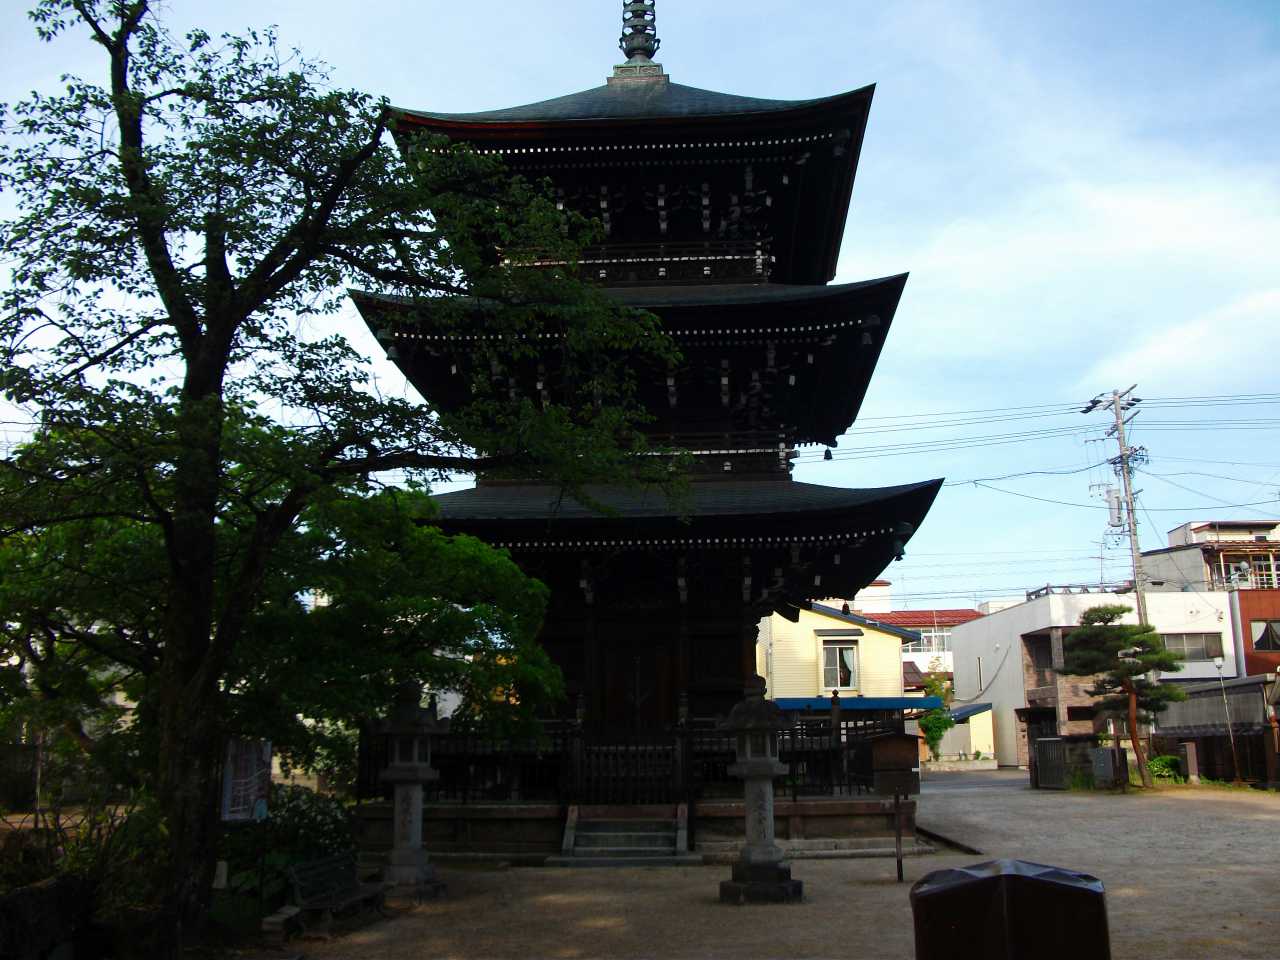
left=1081, top=289, right=1280, bottom=393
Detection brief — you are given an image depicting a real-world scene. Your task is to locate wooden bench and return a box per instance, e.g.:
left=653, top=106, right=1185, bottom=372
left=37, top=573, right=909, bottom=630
left=266, top=853, right=387, bottom=943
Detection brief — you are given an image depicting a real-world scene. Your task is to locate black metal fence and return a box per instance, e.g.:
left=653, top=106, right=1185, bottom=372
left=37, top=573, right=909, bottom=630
left=357, top=711, right=904, bottom=806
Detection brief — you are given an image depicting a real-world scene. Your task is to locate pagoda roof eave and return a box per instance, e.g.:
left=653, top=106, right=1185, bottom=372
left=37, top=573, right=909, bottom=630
left=391, top=82, right=874, bottom=133
left=349, top=274, right=908, bottom=317
left=350, top=275, right=907, bottom=446
left=427, top=477, right=941, bottom=525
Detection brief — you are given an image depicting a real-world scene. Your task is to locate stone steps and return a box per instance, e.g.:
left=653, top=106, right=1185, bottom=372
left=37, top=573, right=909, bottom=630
left=575, top=831, right=677, bottom=850
left=553, top=808, right=698, bottom=867
left=576, top=820, right=676, bottom=834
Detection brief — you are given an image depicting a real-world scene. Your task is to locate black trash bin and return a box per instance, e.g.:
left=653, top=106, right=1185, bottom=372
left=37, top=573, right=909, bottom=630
left=910, top=859, right=1110, bottom=960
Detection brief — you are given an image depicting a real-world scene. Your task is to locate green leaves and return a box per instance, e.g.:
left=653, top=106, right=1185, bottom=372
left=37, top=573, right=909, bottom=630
left=1061, top=605, right=1186, bottom=719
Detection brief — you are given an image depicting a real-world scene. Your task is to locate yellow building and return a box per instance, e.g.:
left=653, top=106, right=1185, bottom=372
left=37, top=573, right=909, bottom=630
left=757, top=602, right=920, bottom=700
left=946, top=704, right=996, bottom=759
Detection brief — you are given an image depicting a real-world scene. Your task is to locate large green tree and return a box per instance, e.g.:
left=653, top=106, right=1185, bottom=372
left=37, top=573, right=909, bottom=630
left=0, top=463, right=560, bottom=795
left=1061, top=605, right=1185, bottom=788
left=0, top=2, right=674, bottom=949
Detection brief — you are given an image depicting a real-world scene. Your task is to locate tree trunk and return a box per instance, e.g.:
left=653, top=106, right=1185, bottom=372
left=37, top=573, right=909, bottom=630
left=153, top=393, right=227, bottom=957
left=1126, top=683, right=1152, bottom=788
left=156, top=675, right=223, bottom=953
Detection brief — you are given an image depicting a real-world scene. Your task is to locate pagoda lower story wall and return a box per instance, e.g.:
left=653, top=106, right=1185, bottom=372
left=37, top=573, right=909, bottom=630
left=541, top=610, right=760, bottom=731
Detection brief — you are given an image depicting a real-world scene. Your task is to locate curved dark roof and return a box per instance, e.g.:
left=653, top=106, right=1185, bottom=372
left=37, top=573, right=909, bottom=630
left=351, top=275, right=907, bottom=315
left=606, top=277, right=905, bottom=309
left=395, top=81, right=873, bottom=126
left=432, top=478, right=941, bottom=522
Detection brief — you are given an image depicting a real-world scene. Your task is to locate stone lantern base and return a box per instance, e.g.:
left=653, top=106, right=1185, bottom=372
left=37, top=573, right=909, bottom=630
left=385, top=847, right=447, bottom=899
left=719, top=860, right=804, bottom=904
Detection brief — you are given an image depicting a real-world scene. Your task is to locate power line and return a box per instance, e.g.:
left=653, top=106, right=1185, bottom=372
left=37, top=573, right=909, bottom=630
left=1139, top=470, right=1280, bottom=520
left=969, top=480, right=1280, bottom=512
left=1156, top=455, right=1280, bottom=469
left=941, top=461, right=1107, bottom=487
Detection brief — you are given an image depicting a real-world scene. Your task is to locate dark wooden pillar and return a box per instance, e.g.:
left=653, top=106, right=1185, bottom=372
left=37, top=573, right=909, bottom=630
left=581, top=560, right=601, bottom=730
left=676, top=556, right=691, bottom=718
left=741, top=611, right=761, bottom=691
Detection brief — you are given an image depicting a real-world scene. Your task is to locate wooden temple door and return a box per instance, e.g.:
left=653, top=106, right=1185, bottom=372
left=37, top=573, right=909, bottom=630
left=598, top=627, right=675, bottom=733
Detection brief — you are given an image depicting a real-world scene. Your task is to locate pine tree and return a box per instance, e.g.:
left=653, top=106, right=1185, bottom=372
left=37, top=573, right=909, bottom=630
left=1060, top=605, right=1186, bottom=788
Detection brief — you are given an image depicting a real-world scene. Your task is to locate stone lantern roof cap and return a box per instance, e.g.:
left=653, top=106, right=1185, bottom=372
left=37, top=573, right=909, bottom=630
left=721, top=679, right=793, bottom=732
left=378, top=682, right=451, bottom=735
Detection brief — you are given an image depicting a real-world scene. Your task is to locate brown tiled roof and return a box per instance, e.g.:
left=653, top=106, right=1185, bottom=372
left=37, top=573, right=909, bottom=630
left=868, top=609, right=982, bottom=628
left=902, top=661, right=928, bottom=688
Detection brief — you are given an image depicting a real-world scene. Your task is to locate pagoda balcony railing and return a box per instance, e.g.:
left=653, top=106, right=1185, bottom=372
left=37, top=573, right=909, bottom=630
left=506, top=238, right=773, bottom=285
left=356, top=714, right=902, bottom=813
left=645, top=430, right=792, bottom=450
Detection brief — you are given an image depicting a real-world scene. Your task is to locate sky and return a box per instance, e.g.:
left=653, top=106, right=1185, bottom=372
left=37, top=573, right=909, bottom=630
left=2, top=1, right=1279, bottom=608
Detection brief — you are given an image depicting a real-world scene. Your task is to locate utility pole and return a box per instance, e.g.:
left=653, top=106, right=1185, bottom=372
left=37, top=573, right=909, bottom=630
left=1083, top=387, right=1148, bottom=624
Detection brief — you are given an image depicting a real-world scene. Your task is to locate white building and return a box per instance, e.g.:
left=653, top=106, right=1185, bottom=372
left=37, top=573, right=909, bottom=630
left=950, top=590, right=1237, bottom=767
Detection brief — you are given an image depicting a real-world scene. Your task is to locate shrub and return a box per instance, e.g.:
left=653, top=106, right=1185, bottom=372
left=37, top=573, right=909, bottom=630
left=918, top=709, right=954, bottom=761
left=1068, top=769, right=1096, bottom=790
left=218, top=784, right=354, bottom=912
left=1147, top=755, right=1183, bottom=782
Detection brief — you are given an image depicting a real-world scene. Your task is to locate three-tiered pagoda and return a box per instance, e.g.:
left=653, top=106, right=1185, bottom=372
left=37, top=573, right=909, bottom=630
left=354, top=3, right=941, bottom=734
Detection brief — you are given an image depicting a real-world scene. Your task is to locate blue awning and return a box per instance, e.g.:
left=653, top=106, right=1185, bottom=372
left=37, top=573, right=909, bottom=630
left=773, top=696, right=942, bottom=712
left=950, top=703, right=993, bottom=722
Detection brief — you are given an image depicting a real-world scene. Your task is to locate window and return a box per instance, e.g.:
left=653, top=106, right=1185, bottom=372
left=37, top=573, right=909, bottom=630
left=903, top=626, right=952, bottom=653
left=1251, top=620, right=1280, bottom=652
left=1160, top=632, right=1224, bottom=662
left=822, top=641, right=858, bottom=691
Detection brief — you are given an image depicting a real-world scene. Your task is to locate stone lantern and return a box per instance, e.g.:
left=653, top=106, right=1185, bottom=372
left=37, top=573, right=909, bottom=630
left=719, top=675, right=803, bottom=903
left=377, top=683, right=448, bottom=897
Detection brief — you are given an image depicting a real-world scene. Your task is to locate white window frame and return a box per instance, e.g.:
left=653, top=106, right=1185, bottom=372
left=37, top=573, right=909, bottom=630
left=818, top=632, right=860, bottom=693
left=1250, top=620, right=1280, bottom=652
left=1159, top=632, right=1224, bottom=662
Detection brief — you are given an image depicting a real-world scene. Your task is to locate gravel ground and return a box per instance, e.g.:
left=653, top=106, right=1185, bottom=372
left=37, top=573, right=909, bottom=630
left=918, top=770, right=1280, bottom=959
left=288, top=772, right=1279, bottom=960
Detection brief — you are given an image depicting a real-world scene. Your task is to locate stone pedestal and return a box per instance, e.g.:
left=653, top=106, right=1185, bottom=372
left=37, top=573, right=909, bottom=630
left=719, top=761, right=802, bottom=903
left=380, top=778, right=434, bottom=887
left=377, top=685, right=448, bottom=899
left=721, top=860, right=804, bottom=904
left=718, top=678, right=803, bottom=904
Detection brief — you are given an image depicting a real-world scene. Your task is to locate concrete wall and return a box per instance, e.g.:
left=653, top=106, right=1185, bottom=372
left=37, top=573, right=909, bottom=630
left=951, top=591, right=1236, bottom=767
left=902, top=650, right=953, bottom=674
left=759, top=607, right=905, bottom=699
left=1144, top=546, right=1210, bottom=593
left=951, top=599, right=1048, bottom=767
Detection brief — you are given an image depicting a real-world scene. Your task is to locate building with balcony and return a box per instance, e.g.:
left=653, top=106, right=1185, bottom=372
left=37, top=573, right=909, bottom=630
left=950, top=590, right=1235, bottom=767
left=1144, top=520, right=1280, bottom=593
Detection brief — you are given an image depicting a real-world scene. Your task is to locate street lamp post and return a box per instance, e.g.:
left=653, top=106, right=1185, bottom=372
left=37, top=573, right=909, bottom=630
left=1212, top=656, right=1242, bottom=785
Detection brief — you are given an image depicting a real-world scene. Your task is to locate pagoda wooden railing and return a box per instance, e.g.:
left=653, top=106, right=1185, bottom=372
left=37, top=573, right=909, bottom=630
left=505, top=238, right=773, bottom=285
left=357, top=713, right=903, bottom=807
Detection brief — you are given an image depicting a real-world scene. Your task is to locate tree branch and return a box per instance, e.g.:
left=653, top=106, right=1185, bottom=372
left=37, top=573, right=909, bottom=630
left=236, top=109, right=391, bottom=314
left=94, top=0, right=202, bottom=352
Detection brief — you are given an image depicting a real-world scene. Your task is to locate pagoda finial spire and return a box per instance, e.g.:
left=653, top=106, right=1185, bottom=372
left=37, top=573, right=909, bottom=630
left=619, top=1, right=660, bottom=61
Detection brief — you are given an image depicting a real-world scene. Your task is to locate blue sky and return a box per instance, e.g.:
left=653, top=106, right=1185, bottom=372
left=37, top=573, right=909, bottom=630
left=3, top=2, right=1279, bottom=606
